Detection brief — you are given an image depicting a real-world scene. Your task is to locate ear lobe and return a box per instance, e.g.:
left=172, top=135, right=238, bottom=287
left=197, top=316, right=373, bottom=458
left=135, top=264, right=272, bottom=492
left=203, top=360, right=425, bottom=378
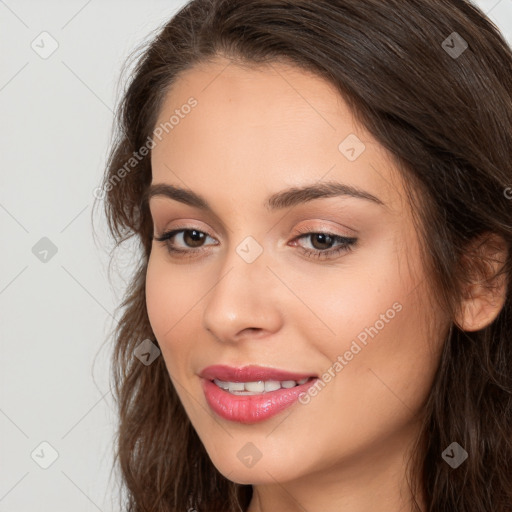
left=454, top=232, right=509, bottom=332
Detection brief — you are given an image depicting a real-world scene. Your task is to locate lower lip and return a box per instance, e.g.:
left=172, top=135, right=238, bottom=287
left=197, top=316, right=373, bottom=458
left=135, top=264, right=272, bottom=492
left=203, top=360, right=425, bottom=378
left=201, top=377, right=318, bottom=424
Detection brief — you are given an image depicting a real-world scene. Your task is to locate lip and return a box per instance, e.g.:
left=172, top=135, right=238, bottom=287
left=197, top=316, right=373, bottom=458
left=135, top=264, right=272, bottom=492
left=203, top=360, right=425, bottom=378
left=199, top=364, right=317, bottom=382
left=199, top=365, right=318, bottom=424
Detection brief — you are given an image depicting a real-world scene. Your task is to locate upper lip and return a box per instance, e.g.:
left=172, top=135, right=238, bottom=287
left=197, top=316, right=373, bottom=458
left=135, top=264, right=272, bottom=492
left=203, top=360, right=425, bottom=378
left=199, top=364, right=317, bottom=382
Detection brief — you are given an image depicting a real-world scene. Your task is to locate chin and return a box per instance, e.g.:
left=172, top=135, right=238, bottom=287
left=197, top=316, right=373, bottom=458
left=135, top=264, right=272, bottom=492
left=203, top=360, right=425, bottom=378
left=207, top=452, right=305, bottom=486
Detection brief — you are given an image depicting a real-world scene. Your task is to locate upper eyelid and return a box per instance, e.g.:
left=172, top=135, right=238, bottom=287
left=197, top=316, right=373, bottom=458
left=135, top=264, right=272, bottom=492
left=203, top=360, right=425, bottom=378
left=152, top=212, right=358, bottom=234
left=149, top=201, right=362, bottom=237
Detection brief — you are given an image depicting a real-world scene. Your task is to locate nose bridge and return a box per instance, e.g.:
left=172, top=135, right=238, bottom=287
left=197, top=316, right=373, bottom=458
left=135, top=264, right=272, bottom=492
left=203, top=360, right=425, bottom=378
left=202, top=234, right=283, bottom=341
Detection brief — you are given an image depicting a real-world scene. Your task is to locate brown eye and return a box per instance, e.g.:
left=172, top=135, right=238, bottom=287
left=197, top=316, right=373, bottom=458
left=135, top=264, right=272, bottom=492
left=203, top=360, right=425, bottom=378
left=154, top=228, right=218, bottom=256
left=181, top=230, right=207, bottom=248
left=292, top=230, right=357, bottom=261
left=309, top=233, right=336, bottom=250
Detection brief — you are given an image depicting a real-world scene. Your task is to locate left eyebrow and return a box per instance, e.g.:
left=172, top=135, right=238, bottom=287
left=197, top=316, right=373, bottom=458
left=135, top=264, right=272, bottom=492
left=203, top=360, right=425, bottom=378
left=144, top=180, right=385, bottom=213
left=264, top=181, right=385, bottom=210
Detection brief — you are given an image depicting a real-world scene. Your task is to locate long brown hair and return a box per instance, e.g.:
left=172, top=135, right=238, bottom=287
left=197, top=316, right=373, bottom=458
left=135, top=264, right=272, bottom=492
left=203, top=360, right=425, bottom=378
left=94, top=1, right=512, bottom=510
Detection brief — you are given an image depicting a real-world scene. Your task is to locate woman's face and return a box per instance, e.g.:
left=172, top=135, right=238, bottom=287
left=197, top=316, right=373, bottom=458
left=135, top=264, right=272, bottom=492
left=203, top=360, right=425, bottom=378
left=146, top=57, right=447, bottom=487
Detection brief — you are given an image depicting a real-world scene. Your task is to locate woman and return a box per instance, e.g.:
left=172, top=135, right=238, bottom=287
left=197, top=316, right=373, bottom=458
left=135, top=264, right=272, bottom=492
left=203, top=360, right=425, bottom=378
left=97, top=0, right=512, bottom=510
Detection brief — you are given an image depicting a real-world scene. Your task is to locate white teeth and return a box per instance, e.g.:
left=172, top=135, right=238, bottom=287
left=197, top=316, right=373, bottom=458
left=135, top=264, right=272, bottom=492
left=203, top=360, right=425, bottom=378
left=245, top=381, right=265, bottom=392
left=264, top=380, right=281, bottom=392
left=213, top=377, right=312, bottom=395
left=229, top=382, right=245, bottom=392
left=214, top=379, right=230, bottom=390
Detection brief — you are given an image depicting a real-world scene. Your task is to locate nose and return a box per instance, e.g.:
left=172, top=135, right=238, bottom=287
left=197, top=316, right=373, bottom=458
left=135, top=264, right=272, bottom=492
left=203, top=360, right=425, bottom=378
left=202, top=243, right=284, bottom=344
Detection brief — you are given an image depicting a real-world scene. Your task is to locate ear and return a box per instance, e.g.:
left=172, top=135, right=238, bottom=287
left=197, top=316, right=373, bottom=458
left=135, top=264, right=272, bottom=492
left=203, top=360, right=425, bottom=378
left=454, top=232, right=509, bottom=332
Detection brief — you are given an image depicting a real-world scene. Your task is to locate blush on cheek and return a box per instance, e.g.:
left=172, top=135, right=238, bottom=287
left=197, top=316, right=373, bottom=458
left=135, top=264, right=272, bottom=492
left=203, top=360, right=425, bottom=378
left=145, top=270, right=195, bottom=349
left=145, top=271, right=170, bottom=337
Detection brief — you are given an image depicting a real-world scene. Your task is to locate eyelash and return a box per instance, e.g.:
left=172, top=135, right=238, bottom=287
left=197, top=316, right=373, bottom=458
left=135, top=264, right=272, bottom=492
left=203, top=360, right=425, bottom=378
left=153, top=225, right=357, bottom=261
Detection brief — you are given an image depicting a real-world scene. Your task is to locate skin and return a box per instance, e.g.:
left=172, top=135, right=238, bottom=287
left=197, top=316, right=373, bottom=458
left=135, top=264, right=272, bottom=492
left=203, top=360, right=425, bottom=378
left=145, top=57, right=505, bottom=512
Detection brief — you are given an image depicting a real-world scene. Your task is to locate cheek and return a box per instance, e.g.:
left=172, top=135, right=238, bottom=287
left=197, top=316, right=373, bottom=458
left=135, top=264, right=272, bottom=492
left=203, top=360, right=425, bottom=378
left=145, top=253, right=209, bottom=379
left=286, top=241, right=410, bottom=355
left=145, top=253, right=197, bottom=332
left=145, top=255, right=193, bottom=356
left=145, top=256, right=171, bottom=335
left=297, top=236, right=439, bottom=394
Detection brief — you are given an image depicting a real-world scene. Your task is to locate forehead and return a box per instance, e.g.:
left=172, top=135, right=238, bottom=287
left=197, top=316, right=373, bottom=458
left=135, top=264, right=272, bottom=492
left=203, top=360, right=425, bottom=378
left=150, top=57, right=406, bottom=214
left=154, top=57, right=352, bottom=148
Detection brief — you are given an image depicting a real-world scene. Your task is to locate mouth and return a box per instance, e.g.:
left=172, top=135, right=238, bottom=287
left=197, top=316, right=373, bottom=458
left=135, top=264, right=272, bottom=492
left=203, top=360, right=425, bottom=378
left=199, top=364, right=319, bottom=423
left=211, top=376, right=315, bottom=395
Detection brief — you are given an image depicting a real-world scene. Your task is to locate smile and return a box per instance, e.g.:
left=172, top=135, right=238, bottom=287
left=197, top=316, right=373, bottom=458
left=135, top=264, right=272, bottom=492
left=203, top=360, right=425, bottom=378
left=213, top=377, right=312, bottom=395
left=199, top=365, right=318, bottom=423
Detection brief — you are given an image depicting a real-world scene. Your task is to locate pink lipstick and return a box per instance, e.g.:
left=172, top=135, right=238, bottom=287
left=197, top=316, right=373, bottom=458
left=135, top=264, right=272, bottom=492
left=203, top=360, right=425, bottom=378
left=199, top=364, right=318, bottom=424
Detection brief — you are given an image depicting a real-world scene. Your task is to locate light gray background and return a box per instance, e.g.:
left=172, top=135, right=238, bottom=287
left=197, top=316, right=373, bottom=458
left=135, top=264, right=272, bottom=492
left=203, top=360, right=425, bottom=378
left=1, top=1, right=511, bottom=510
